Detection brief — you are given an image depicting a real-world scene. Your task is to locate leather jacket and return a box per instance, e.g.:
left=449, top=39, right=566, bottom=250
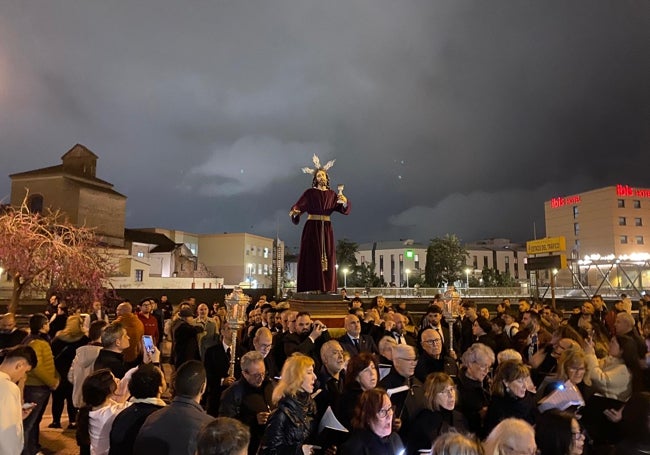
left=258, top=391, right=316, bottom=455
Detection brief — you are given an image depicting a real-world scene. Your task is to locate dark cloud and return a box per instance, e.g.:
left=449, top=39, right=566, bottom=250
left=1, top=0, right=648, bottom=248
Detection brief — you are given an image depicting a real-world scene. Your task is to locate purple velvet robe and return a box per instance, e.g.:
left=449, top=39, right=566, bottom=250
left=291, top=188, right=351, bottom=293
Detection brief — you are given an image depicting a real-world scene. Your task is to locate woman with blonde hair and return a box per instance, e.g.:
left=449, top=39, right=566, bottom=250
left=51, top=314, right=89, bottom=429
left=537, top=348, right=591, bottom=405
left=258, top=354, right=318, bottom=455
left=406, top=372, right=467, bottom=455
left=483, top=418, right=537, bottom=455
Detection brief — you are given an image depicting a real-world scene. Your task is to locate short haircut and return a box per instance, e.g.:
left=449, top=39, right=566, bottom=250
left=523, top=310, right=540, bottom=324
left=173, top=360, right=207, bottom=397
left=351, top=388, right=388, bottom=430
left=295, top=311, right=311, bottom=319
left=483, top=418, right=535, bottom=455
left=240, top=350, right=264, bottom=372
left=82, top=369, right=118, bottom=407
left=29, top=313, right=49, bottom=334
left=128, top=364, right=164, bottom=399
left=462, top=300, right=476, bottom=309
left=320, top=340, right=343, bottom=362
left=89, top=320, right=108, bottom=342
left=497, top=349, right=522, bottom=364
left=344, top=352, right=379, bottom=388
left=101, top=322, right=125, bottom=348
left=1, top=345, right=37, bottom=368
left=196, top=417, right=251, bottom=455
left=461, top=343, right=495, bottom=367
left=431, top=431, right=484, bottom=455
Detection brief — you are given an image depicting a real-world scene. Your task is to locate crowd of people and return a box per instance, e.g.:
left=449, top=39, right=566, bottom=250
left=1, top=291, right=650, bottom=455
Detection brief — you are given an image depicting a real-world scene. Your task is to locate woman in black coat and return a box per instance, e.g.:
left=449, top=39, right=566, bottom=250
left=484, top=359, right=538, bottom=434
left=406, top=372, right=467, bottom=455
left=258, top=354, right=318, bottom=455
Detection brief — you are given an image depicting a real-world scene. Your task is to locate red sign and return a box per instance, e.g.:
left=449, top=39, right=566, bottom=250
left=616, top=184, right=650, bottom=199
left=550, top=195, right=581, bottom=208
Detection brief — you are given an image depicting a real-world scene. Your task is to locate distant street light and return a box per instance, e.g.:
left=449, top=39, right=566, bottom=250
left=343, top=268, right=349, bottom=288
left=405, top=269, right=410, bottom=288
left=465, top=268, right=471, bottom=289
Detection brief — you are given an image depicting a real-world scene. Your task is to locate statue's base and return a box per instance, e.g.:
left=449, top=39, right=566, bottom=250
left=288, top=293, right=349, bottom=328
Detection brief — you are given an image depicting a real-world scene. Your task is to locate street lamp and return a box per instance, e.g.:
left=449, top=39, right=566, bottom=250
left=343, top=268, right=349, bottom=288
left=465, top=268, right=471, bottom=289
left=405, top=269, right=410, bottom=288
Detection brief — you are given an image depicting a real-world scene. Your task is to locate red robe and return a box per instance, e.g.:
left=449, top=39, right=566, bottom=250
left=291, top=188, right=351, bottom=293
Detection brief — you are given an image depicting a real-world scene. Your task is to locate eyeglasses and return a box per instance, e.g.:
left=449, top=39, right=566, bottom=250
left=377, top=405, right=395, bottom=418
left=471, top=362, right=491, bottom=371
left=422, top=339, right=442, bottom=346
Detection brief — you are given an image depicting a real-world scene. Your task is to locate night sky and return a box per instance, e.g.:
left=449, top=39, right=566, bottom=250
left=1, top=1, right=649, bottom=248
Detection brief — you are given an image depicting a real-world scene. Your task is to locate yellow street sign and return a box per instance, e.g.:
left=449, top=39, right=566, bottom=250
left=526, top=236, right=566, bottom=255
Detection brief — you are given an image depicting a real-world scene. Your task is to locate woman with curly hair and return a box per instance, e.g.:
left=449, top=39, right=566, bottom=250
left=334, top=352, right=379, bottom=430
left=258, top=354, right=318, bottom=455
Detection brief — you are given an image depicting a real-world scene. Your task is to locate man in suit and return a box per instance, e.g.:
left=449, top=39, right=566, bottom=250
left=282, top=311, right=330, bottom=368
left=204, top=322, right=237, bottom=416
left=338, top=313, right=378, bottom=356
left=417, top=306, right=454, bottom=354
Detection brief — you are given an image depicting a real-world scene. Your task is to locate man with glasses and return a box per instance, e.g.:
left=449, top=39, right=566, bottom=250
left=219, top=351, right=274, bottom=455
left=379, top=344, right=425, bottom=438
left=414, top=328, right=458, bottom=382
left=253, top=327, right=279, bottom=379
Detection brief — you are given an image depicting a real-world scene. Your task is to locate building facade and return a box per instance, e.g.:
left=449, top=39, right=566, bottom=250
left=544, top=184, right=650, bottom=291
left=9, top=144, right=126, bottom=247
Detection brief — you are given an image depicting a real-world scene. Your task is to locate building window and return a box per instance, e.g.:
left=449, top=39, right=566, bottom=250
left=483, top=256, right=488, bottom=269
left=28, top=194, right=44, bottom=214
left=575, top=239, right=580, bottom=249
left=135, top=269, right=144, bottom=282
left=574, top=223, right=580, bottom=236
left=263, top=248, right=269, bottom=258
left=505, top=256, right=510, bottom=275
left=635, top=217, right=643, bottom=227
left=618, top=199, right=625, bottom=208
left=379, top=255, right=384, bottom=271
left=636, top=236, right=644, bottom=245
left=634, top=200, right=641, bottom=209
left=620, top=235, right=628, bottom=244
left=414, top=254, right=420, bottom=270
left=473, top=256, right=478, bottom=269
left=619, top=217, right=627, bottom=226
left=136, top=251, right=144, bottom=258
left=573, top=206, right=579, bottom=218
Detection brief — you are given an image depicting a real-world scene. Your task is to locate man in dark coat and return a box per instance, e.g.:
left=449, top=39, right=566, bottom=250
left=204, top=322, right=238, bottom=416
left=290, top=158, right=351, bottom=293
left=218, top=351, right=274, bottom=455
left=338, top=314, right=378, bottom=356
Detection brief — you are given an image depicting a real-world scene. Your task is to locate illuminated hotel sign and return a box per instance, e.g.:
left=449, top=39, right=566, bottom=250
left=550, top=194, right=581, bottom=208
left=616, top=184, right=650, bottom=198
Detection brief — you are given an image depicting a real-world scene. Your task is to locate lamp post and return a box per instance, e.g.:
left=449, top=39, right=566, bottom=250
left=405, top=269, right=410, bottom=288
left=465, top=268, right=471, bottom=290
left=343, top=268, right=348, bottom=288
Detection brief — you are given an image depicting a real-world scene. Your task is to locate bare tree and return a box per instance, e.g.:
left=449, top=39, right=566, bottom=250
left=0, top=196, right=113, bottom=313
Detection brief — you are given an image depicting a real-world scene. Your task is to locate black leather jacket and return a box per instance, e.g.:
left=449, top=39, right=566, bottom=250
left=257, top=392, right=316, bottom=455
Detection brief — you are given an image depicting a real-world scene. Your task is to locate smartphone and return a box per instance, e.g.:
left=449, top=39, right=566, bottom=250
left=142, top=335, right=155, bottom=355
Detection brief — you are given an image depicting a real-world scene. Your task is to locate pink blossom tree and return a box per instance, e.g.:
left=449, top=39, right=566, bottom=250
left=0, top=198, right=113, bottom=313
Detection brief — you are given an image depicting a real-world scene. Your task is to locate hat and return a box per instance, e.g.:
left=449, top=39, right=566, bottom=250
left=475, top=316, right=492, bottom=334
left=179, top=308, right=194, bottom=318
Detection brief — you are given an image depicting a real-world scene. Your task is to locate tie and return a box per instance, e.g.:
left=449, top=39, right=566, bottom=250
left=435, top=327, right=444, bottom=343
left=353, top=338, right=360, bottom=350
left=226, top=347, right=231, bottom=361
left=397, top=335, right=403, bottom=345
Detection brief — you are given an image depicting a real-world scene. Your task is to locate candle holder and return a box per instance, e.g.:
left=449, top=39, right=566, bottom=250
left=442, top=286, right=461, bottom=355
left=224, top=286, right=250, bottom=377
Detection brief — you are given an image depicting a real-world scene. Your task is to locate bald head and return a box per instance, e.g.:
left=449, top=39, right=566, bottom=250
left=253, top=327, right=273, bottom=358
left=615, top=312, right=635, bottom=335
left=344, top=314, right=361, bottom=337
left=116, top=302, right=133, bottom=316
